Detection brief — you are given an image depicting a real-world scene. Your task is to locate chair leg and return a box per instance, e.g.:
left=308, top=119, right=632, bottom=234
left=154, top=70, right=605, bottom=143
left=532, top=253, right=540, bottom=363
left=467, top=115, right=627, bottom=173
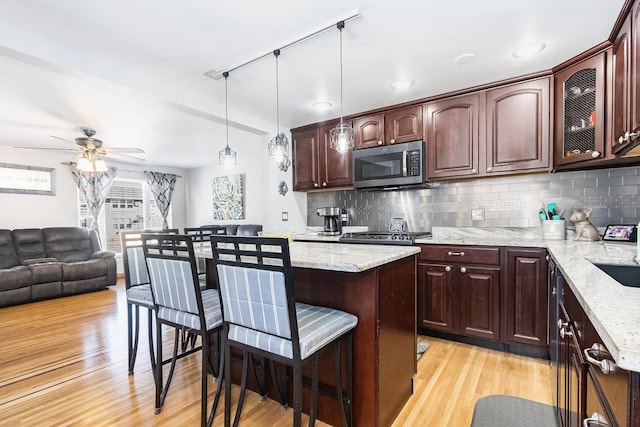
left=293, top=360, right=302, bottom=427
left=334, top=337, right=347, bottom=427
left=127, top=303, right=138, bottom=375
left=233, top=350, right=250, bottom=427
left=270, top=359, right=288, bottom=410
left=206, top=333, right=224, bottom=427
left=345, top=333, right=354, bottom=427
left=251, top=356, right=268, bottom=400
left=154, top=321, right=163, bottom=414
left=147, top=308, right=156, bottom=375
left=155, top=325, right=181, bottom=413
left=309, top=356, right=319, bottom=426
left=224, top=335, right=232, bottom=427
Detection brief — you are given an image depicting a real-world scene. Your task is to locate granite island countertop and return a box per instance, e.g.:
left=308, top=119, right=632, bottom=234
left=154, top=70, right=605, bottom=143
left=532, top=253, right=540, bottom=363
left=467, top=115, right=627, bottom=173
left=195, top=240, right=420, bottom=273
left=416, top=227, right=640, bottom=372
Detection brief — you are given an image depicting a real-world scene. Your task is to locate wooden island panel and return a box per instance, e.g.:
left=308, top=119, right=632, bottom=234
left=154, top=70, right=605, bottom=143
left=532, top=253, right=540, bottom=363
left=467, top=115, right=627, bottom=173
left=293, top=254, right=417, bottom=427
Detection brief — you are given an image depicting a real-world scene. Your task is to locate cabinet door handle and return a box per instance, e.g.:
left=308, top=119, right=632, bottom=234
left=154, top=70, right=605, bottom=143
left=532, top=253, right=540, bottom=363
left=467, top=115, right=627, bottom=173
left=447, top=251, right=465, bottom=256
left=322, top=182, right=327, bottom=187
left=377, top=140, right=383, bottom=145
left=445, top=266, right=452, bottom=272
left=584, top=343, right=617, bottom=374
left=314, top=183, right=319, bottom=188
left=618, top=133, right=628, bottom=144
left=557, top=319, right=568, bottom=330
left=591, top=151, right=600, bottom=158
left=486, top=167, right=492, bottom=172
left=390, top=139, right=396, bottom=144
left=583, top=412, right=608, bottom=427
left=460, top=267, right=467, bottom=273
left=560, top=327, right=573, bottom=339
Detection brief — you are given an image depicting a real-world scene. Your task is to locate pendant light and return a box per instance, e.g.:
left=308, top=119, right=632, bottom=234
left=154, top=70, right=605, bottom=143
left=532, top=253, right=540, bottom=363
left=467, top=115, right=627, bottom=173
left=330, top=20, right=354, bottom=153
left=267, top=49, right=291, bottom=171
left=219, top=71, right=237, bottom=166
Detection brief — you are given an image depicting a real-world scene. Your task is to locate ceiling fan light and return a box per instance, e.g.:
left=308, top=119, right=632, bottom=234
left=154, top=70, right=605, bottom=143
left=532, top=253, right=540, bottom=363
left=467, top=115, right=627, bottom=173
left=94, top=158, right=108, bottom=172
left=77, top=156, right=94, bottom=172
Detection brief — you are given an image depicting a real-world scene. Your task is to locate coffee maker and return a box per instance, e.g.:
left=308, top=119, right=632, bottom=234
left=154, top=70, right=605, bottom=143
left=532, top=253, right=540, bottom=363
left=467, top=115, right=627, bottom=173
left=317, top=207, right=342, bottom=235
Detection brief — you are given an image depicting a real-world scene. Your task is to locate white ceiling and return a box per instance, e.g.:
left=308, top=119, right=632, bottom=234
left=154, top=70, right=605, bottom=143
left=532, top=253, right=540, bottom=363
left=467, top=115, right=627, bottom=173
left=0, top=0, right=626, bottom=169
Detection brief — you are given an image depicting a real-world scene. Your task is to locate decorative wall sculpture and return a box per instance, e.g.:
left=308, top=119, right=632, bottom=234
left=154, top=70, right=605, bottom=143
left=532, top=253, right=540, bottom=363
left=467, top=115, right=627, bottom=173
left=212, top=174, right=244, bottom=220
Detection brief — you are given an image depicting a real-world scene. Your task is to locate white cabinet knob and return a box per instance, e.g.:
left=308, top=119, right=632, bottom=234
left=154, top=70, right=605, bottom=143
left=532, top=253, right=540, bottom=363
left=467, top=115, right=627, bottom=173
left=390, top=139, right=395, bottom=144
left=377, top=140, right=383, bottom=145
left=591, top=151, right=600, bottom=158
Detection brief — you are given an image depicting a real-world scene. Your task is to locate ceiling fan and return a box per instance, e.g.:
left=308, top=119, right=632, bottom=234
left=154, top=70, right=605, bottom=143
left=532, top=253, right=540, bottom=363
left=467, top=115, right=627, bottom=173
left=15, top=128, right=145, bottom=172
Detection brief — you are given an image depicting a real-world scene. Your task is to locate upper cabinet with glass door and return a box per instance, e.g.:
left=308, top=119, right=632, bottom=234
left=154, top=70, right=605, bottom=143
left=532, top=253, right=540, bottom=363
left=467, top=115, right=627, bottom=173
left=554, top=52, right=606, bottom=166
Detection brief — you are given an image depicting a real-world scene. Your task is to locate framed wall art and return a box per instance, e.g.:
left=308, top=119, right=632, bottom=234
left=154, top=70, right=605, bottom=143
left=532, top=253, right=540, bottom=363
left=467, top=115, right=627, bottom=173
left=0, top=163, right=56, bottom=195
left=212, top=174, right=244, bottom=220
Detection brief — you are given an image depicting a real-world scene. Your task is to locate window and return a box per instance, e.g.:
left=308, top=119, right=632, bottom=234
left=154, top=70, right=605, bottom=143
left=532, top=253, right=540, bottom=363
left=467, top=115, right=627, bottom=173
left=78, top=178, right=172, bottom=252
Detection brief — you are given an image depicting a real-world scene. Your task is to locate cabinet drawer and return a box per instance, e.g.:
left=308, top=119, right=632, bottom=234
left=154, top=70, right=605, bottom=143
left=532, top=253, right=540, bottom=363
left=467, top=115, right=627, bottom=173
left=419, top=245, right=500, bottom=265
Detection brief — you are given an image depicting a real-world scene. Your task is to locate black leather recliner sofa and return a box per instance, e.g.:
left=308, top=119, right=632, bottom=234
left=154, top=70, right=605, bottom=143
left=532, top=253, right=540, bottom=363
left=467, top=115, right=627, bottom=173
left=0, top=227, right=116, bottom=308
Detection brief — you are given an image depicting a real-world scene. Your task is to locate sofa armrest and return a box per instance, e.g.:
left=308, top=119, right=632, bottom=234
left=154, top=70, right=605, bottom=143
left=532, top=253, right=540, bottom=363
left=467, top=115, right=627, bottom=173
left=22, top=257, right=58, bottom=265
left=90, top=250, right=116, bottom=260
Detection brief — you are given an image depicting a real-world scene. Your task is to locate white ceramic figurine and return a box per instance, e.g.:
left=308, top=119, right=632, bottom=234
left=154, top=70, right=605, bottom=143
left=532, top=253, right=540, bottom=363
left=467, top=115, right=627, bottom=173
left=569, top=208, right=601, bottom=241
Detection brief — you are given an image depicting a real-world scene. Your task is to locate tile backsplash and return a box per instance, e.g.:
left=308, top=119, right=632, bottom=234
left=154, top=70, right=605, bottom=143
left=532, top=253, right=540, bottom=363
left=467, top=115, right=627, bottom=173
left=307, top=166, right=640, bottom=232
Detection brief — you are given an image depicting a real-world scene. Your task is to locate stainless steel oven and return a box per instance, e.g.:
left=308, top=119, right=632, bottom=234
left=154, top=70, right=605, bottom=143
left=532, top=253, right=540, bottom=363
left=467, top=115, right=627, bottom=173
left=352, top=140, right=425, bottom=188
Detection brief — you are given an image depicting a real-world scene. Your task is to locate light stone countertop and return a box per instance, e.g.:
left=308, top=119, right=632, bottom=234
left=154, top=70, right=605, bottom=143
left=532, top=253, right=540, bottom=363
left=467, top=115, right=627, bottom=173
left=194, top=240, right=420, bottom=274
left=417, top=227, right=640, bottom=372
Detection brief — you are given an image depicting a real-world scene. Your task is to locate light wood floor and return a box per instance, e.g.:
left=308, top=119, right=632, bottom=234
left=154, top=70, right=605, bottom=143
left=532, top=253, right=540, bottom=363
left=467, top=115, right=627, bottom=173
left=0, top=280, right=553, bottom=426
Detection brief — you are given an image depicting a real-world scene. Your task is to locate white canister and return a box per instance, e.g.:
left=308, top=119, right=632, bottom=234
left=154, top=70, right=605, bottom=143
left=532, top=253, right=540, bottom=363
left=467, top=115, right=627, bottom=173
left=542, top=220, right=566, bottom=240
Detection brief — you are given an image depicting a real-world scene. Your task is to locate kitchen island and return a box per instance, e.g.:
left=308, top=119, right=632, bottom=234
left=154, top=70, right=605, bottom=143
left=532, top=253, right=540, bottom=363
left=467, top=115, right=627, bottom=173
left=198, top=241, right=420, bottom=427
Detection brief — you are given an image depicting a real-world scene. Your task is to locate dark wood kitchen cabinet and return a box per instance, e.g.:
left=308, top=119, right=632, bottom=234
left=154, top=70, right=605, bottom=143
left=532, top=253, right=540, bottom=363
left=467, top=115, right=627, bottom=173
left=291, top=120, right=353, bottom=191
left=504, top=248, right=548, bottom=348
left=426, top=77, right=550, bottom=179
left=554, top=52, right=607, bottom=166
left=552, top=271, right=640, bottom=427
left=610, top=1, right=640, bottom=156
left=485, top=79, right=551, bottom=174
left=418, top=245, right=500, bottom=341
left=354, top=105, right=422, bottom=149
left=425, top=93, right=480, bottom=179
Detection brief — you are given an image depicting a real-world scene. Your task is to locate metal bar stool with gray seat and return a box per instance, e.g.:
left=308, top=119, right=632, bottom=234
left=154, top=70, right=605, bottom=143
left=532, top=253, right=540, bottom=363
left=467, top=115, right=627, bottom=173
left=120, top=229, right=180, bottom=375
left=210, top=235, right=358, bottom=427
left=141, top=233, right=224, bottom=427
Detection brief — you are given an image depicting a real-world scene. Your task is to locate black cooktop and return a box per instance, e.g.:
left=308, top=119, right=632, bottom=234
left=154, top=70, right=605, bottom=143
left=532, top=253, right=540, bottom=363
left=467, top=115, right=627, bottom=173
left=339, top=231, right=432, bottom=246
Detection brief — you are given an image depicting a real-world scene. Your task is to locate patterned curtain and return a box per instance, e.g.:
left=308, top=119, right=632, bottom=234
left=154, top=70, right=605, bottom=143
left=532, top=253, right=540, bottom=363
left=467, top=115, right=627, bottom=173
left=144, top=171, right=177, bottom=229
left=70, top=165, right=118, bottom=241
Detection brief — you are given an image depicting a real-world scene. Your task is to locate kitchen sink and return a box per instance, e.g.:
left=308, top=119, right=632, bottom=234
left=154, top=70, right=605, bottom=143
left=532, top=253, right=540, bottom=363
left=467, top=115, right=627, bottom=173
left=591, top=263, right=640, bottom=287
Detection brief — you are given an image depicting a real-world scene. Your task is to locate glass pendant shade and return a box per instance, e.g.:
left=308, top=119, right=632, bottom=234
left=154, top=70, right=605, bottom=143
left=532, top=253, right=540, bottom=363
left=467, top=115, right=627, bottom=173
left=330, top=120, right=355, bottom=153
left=268, top=132, right=289, bottom=163
left=219, top=144, right=237, bottom=166
left=331, top=21, right=354, bottom=153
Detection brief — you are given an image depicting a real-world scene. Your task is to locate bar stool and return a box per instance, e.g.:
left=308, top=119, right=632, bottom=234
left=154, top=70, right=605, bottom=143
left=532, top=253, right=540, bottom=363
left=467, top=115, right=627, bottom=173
left=120, top=229, right=179, bottom=375
left=142, top=233, right=223, bottom=427
left=210, top=235, right=358, bottom=427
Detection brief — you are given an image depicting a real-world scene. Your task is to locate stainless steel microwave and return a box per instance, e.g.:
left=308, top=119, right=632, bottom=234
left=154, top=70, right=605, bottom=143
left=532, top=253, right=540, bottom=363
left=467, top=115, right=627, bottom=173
left=352, top=140, right=425, bottom=188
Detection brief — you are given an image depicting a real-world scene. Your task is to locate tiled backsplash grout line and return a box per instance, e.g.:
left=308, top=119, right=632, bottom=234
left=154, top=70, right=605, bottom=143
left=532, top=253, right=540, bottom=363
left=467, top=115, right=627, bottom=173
left=307, top=166, right=640, bottom=231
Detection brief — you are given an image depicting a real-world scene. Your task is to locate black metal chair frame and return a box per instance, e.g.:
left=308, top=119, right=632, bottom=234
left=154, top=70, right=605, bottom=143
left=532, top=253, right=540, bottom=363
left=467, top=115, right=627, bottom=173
left=141, top=233, right=223, bottom=427
left=210, top=235, right=354, bottom=427
left=121, top=229, right=201, bottom=377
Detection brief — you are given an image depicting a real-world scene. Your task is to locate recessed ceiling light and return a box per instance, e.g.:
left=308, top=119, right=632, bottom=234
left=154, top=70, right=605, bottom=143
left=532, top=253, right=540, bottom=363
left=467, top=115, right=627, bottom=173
left=454, top=53, right=476, bottom=65
left=391, top=79, right=415, bottom=90
left=513, top=43, right=546, bottom=58
left=312, top=101, right=332, bottom=112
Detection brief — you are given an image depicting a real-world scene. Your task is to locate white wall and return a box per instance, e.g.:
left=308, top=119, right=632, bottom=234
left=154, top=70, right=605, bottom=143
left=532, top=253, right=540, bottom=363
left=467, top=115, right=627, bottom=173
left=185, top=130, right=307, bottom=233
left=0, top=146, right=188, bottom=232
